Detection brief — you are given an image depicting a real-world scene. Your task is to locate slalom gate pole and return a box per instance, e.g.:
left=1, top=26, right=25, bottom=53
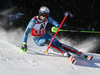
left=46, top=12, right=69, bottom=53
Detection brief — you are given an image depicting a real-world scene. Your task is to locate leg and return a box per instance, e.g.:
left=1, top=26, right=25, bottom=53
left=61, top=44, right=85, bottom=57
left=45, top=40, right=76, bottom=63
left=61, top=43, right=93, bottom=60
left=44, top=39, right=71, bottom=58
left=33, top=33, right=74, bottom=60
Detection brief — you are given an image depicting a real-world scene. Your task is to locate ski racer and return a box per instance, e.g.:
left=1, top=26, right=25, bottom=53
left=21, top=6, right=93, bottom=63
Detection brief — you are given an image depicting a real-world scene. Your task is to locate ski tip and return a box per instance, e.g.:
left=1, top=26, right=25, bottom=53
left=8, top=42, right=12, bottom=44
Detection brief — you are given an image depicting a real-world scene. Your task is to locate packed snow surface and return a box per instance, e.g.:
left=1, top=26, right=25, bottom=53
left=0, top=28, right=100, bottom=75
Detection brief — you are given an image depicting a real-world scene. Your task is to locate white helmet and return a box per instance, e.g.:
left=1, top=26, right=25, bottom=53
left=39, top=6, right=50, bottom=17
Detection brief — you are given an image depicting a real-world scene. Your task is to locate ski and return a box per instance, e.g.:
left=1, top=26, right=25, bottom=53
left=8, top=42, right=53, bottom=55
left=8, top=42, right=26, bottom=53
left=8, top=42, right=20, bottom=47
left=8, top=42, right=93, bottom=64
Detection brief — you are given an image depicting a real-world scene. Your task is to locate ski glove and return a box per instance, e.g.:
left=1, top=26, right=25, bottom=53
left=21, top=42, right=27, bottom=52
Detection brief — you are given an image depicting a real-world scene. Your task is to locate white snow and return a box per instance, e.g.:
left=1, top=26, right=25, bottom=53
left=0, top=28, right=100, bottom=75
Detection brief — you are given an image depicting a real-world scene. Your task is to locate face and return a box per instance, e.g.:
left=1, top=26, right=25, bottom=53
left=40, top=15, right=47, bottom=21
left=40, top=13, right=48, bottom=20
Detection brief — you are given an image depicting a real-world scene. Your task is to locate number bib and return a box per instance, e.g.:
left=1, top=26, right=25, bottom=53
left=31, top=16, right=48, bottom=37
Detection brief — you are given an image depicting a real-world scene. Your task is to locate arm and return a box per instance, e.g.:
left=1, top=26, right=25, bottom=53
left=48, top=16, right=60, bottom=27
left=23, top=18, right=35, bottom=43
left=21, top=18, right=35, bottom=51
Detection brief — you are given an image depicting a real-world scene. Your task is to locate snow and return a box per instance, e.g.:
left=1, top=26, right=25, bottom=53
left=0, top=28, right=100, bottom=75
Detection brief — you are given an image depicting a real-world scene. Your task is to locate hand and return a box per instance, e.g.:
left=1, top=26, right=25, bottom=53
left=21, top=42, right=27, bottom=52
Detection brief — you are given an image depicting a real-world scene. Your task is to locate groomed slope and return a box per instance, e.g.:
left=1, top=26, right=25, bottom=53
left=0, top=29, right=100, bottom=75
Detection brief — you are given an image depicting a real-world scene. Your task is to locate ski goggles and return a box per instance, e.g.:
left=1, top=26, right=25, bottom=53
left=41, top=13, right=49, bottom=17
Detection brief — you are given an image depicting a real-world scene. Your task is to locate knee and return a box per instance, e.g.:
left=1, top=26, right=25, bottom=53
left=44, top=40, right=50, bottom=45
left=62, top=52, right=71, bottom=58
left=38, top=39, right=47, bottom=46
left=52, top=39, right=61, bottom=47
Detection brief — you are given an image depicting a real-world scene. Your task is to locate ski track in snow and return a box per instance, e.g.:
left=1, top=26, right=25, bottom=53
left=0, top=29, right=100, bottom=75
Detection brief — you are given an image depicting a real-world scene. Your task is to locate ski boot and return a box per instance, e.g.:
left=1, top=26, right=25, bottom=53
left=62, top=52, right=76, bottom=64
left=70, top=56, right=76, bottom=64
left=77, top=52, right=93, bottom=61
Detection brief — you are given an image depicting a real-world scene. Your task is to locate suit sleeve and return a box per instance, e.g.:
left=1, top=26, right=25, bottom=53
left=23, top=18, right=35, bottom=42
left=48, top=16, right=60, bottom=27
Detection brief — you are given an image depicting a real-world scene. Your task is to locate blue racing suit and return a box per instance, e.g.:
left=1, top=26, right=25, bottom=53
left=23, top=16, right=80, bottom=57
left=23, top=16, right=60, bottom=46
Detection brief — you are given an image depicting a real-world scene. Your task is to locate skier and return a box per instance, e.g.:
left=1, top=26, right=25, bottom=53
left=21, top=6, right=93, bottom=63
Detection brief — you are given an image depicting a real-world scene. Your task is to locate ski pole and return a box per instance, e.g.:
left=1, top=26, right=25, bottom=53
left=52, top=26, right=100, bottom=33
left=46, top=12, right=69, bottom=53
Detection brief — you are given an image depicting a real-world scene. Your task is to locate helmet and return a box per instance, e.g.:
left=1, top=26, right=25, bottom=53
left=39, top=6, right=50, bottom=17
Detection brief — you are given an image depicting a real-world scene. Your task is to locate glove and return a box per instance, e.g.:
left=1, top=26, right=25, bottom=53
left=21, top=42, right=27, bottom=52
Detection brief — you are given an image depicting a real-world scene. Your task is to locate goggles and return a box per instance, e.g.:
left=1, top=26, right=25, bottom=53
left=41, top=13, right=48, bottom=17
